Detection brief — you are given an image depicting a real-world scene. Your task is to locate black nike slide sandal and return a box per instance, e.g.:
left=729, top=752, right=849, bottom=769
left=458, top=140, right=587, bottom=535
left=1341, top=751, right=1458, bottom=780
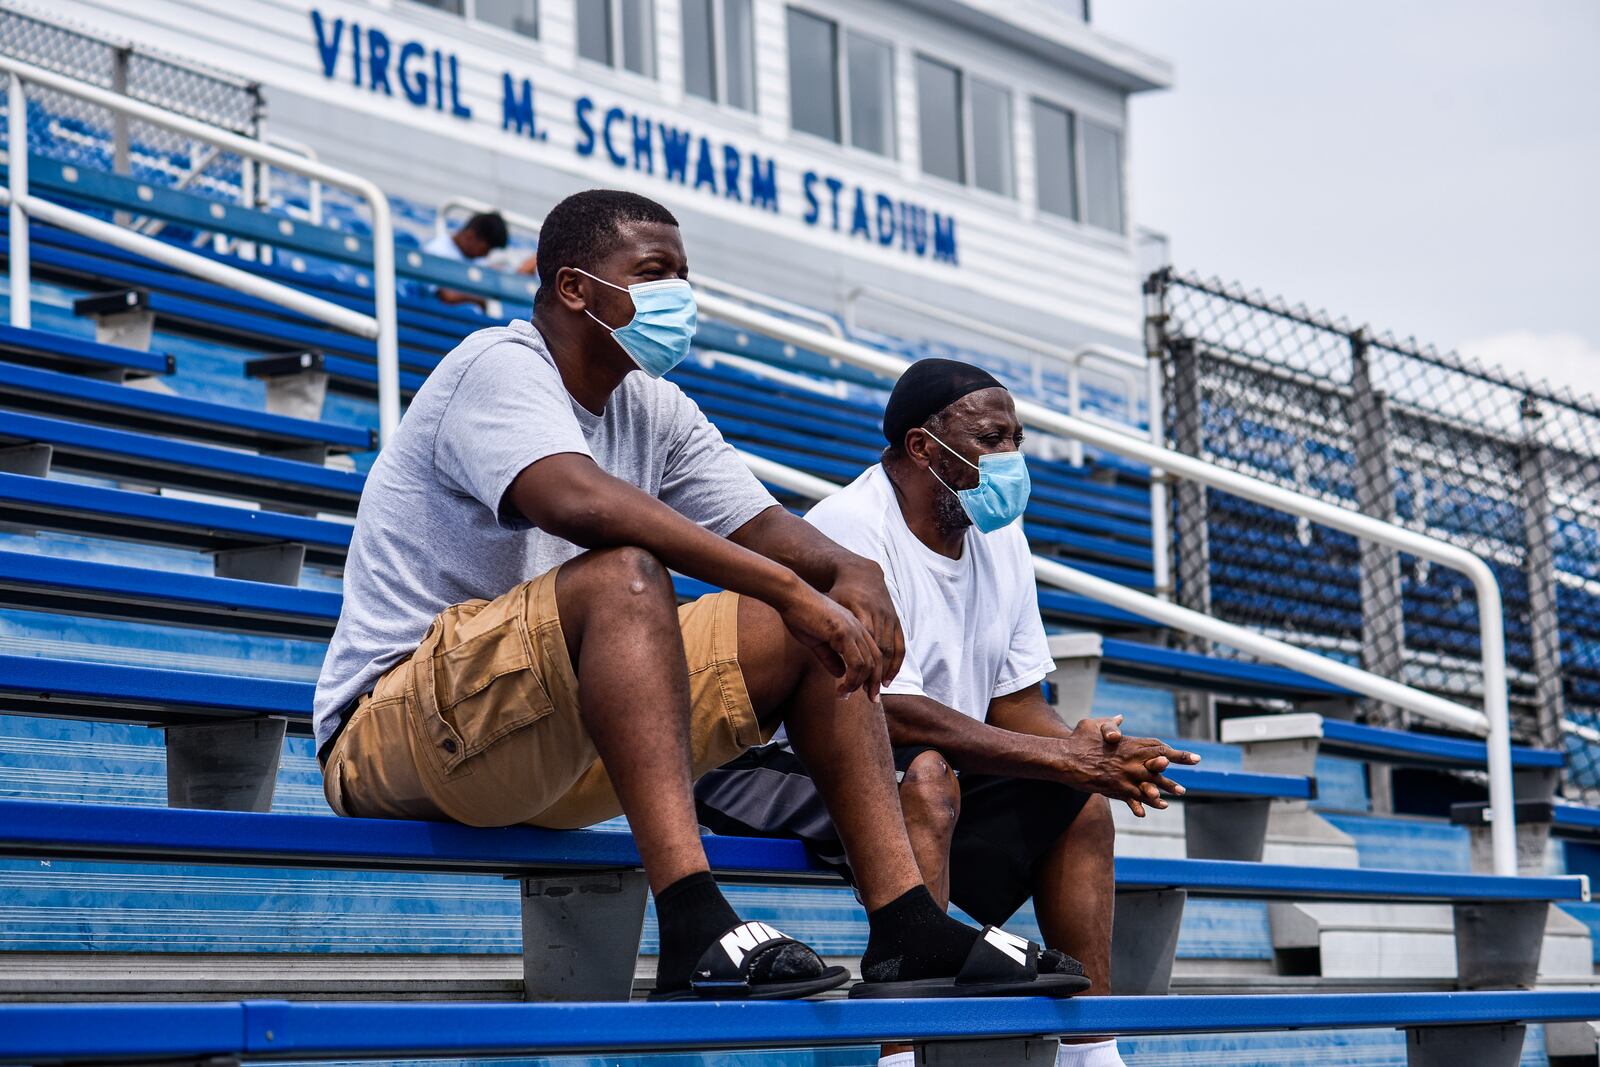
left=848, top=926, right=1092, bottom=999
left=648, top=921, right=852, bottom=1001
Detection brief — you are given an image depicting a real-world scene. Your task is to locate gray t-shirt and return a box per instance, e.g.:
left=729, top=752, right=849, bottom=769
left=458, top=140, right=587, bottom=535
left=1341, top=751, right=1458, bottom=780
left=313, top=319, right=777, bottom=747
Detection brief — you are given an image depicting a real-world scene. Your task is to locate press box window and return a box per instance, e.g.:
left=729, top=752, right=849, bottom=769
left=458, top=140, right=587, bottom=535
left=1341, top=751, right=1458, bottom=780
left=845, top=32, right=895, bottom=158
left=477, top=0, right=539, bottom=38
left=786, top=8, right=839, bottom=142
left=412, top=0, right=539, bottom=38
left=917, top=56, right=1014, bottom=196
left=1032, top=98, right=1077, bottom=220
left=1082, top=119, right=1124, bottom=233
left=683, top=0, right=756, bottom=112
left=578, top=0, right=655, bottom=78
left=916, top=56, right=963, bottom=183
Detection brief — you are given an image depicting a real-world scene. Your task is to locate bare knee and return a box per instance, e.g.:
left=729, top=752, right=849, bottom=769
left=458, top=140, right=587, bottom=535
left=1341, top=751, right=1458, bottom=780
left=555, top=546, right=677, bottom=654
left=561, top=546, right=674, bottom=603
left=1070, top=793, right=1114, bottom=854
left=900, top=750, right=960, bottom=838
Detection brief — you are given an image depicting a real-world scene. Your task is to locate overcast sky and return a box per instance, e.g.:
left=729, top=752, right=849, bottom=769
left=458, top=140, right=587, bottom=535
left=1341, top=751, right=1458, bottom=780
left=1095, top=0, right=1600, bottom=397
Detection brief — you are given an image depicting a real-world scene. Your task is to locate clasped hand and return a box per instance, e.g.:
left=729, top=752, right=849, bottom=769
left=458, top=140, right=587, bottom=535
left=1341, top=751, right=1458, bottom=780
left=1057, top=715, right=1201, bottom=816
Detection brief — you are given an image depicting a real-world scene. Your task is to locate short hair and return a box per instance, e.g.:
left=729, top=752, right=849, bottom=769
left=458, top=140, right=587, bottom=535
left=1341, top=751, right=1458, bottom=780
left=462, top=212, right=509, bottom=250
left=533, top=190, right=679, bottom=308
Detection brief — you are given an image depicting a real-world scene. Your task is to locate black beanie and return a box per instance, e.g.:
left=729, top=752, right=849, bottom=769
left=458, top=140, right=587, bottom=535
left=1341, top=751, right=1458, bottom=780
left=882, top=358, right=1006, bottom=448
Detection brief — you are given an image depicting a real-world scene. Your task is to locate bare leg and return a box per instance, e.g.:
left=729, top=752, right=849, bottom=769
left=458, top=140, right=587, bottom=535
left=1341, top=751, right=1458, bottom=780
left=737, top=598, right=922, bottom=911
left=555, top=547, right=706, bottom=893
left=1032, top=793, right=1115, bottom=997
left=882, top=750, right=961, bottom=1061
left=898, top=750, right=960, bottom=908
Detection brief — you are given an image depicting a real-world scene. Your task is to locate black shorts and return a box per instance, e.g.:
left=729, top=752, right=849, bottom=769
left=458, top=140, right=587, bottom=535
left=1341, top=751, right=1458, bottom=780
left=694, top=743, right=1092, bottom=926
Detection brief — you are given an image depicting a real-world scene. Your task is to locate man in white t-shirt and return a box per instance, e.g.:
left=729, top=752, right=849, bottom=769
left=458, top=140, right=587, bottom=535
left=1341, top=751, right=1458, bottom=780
left=696, top=359, right=1199, bottom=1065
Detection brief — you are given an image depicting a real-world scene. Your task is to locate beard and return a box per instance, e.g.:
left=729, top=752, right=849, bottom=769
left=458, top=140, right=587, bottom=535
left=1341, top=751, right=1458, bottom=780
left=930, top=455, right=973, bottom=536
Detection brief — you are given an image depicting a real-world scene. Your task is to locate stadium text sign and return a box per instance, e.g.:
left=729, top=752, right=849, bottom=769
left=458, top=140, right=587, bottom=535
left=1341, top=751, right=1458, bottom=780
left=309, top=9, right=958, bottom=266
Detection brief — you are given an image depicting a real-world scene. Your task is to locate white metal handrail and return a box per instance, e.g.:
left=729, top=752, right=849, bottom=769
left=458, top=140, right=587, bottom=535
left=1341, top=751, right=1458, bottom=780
left=0, top=56, right=401, bottom=445
left=436, top=195, right=844, bottom=337
left=708, top=291, right=1520, bottom=876
left=263, top=134, right=324, bottom=226
left=844, top=285, right=1147, bottom=460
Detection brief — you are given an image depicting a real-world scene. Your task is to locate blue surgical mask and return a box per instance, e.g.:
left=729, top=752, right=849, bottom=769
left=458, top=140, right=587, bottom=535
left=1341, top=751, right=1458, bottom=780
left=577, top=268, right=698, bottom=378
left=925, top=431, right=1031, bottom=534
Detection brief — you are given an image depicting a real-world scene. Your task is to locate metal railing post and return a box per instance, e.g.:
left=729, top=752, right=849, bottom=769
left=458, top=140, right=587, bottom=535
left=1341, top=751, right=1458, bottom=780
left=110, top=46, right=130, bottom=227
left=1520, top=396, right=1566, bottom=755
left=1351, top=331, right=1407, bottom=729
left=1169, top=337, right=1210, bottom=644
left=1351, top=329, right=1406, bottom=815
left=1144, top=272, right=1171, bottom=601
left=7, top=73, right=29, bottom=329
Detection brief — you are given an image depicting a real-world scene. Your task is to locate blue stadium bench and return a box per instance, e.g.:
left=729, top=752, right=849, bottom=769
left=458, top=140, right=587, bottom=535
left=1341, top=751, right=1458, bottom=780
left=0, top=357, right=374, bottom=456
left=0, top=411, right=364, bottom=515
left=0, top=550, right=340, bottom=639
left=2, top=992, right=1598, bottom=1067
left=0, top=796, right=1582, bottom=1003
left=72, top=288, right=446, bottom=377
left=0, top=471, right=351, bottom=578
left=0, top=322, right=172, bottom=379
left=1221, top=712, right=1565, bottom=800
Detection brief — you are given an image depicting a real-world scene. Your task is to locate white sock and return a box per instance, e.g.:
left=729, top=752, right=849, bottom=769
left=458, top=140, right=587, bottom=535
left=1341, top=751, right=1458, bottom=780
left=878, top=1055, right=915, bottom=1067
left=1056, top=1038, right=1125, bottom=1067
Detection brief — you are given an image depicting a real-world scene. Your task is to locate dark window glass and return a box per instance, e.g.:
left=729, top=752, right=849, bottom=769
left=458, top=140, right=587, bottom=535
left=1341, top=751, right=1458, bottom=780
left=1032, top=99, right=1077, bottom=219
left=681, top=0, right=716, bottom=100
left=412, top=0, right=465, bottom=13
left=1082, top=120, right=1124, bottom=232
left=724, top=0, right=756, bottom=111
left=620, top=0, right=655, bottom=77
left=577, top=0, right=611, bottom=64
left=787, top=8, right=839, bottom=142
left=846, top=33, right=894, bottom=157
left=476, top=0, right=538, bottom=37
left=970, top=77, right=1013, bottom=196
left=916, top=56, right=963, bottom=183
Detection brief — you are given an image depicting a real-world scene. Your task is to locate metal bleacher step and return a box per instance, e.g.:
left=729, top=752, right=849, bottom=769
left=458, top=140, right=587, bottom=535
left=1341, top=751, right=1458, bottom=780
left=0, top=411, right=363, bottom=515
left=0, top=354, right=374, bottom=455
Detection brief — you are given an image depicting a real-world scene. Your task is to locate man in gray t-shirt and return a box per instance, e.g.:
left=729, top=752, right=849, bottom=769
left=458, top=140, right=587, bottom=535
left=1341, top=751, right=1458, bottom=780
left=314, top=190, right=1087, bottom=1003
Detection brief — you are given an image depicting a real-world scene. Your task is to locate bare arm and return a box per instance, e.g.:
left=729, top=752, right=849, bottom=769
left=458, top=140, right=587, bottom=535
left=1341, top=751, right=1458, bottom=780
left=729, top=506, right=905, bottom=685
left=507, top=453, right=882, bottom=695
left=435, top=288, right=488, bottom=309
left=882, top=683, right=1201, bottom=816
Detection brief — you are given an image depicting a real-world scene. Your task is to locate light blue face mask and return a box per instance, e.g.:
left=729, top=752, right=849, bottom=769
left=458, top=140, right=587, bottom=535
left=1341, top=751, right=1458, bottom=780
left=925, top=431, right=1031, bottom=534
left=577, top=268, right=698, bottom=378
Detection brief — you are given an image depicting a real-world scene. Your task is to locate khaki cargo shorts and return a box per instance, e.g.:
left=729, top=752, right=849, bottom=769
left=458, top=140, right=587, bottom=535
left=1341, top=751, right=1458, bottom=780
left=321, top=563, right=770, bottom=829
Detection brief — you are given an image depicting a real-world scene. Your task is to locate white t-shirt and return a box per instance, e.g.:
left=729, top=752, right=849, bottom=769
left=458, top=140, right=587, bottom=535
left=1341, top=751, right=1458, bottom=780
left=421, top=231, right=467, bottom=262
left=805, top=464, right=1055, bottom=722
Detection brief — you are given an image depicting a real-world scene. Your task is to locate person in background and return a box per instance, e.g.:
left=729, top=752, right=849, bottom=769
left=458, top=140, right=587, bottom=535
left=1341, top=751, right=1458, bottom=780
left=423, top=211, right=510, bottom=308
left=696, top=358, right=1200, bottom=1062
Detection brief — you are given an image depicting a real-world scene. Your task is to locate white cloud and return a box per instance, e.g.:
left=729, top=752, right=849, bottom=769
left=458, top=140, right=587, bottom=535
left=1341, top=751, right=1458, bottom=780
left=1457, top=332, right=1600, bottom=401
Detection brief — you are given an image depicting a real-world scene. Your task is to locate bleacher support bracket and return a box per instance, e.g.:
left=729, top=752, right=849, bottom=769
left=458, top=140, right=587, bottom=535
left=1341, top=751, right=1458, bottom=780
left=1406, top=1023, right=1526, bottom=1067
left=0, top=443, right=50, bottom=476
left=163, top=718, right=287, bottom=812
left=73, top=289, right=156, bottom=352
left=245, top=352, right=330, bottom=423
left=918, top=1038, right=1060, bottom=1065
left=214, top=543, right=306, bottom=587
left=519, top=871, right=648, bottom=1002
left=1451, top=900, right=1549, bottom=989
left=1108, top=888, right=1185, bottom=995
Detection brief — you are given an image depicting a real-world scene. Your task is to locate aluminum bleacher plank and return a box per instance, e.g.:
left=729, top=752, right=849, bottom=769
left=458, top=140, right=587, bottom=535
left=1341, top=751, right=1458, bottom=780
left=73, top=289, right=445, bottom=376
left=0, top=322, right=172, bottom=378
left=0, top=550, right=340, bottom=638
left=26, top=241, right=461, bottom=356
left=0, top=471, right=351, bottom=565
left=1098, top=637, right=1352, bottom=700
left=0, top=798, right=1582, bottom=901
left=1165, top=766, right=1313, bottom=801
left=6, top=223, right=480, bottom=344
left=0, top=358, right=374, bottom=453
left=5, top=991, right=1600, bottom=1060
left=0, top=411, right=364, bottom=513
left=1318, top=717, right=1565, bottom=770
left=0, top=655, right=312, bottom=730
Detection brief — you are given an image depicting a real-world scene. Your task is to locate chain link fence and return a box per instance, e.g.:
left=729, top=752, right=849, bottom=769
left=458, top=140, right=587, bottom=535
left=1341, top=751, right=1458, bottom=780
left=1149, top=269, right=1600, bottom=803
left=0, top=2, right=261, bottom=204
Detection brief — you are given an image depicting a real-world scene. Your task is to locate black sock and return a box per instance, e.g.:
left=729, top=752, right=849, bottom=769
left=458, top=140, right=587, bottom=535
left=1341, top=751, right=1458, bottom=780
left=859, top=885, right=982, bottom=983
left=652, top=871, right=823, bottom=991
